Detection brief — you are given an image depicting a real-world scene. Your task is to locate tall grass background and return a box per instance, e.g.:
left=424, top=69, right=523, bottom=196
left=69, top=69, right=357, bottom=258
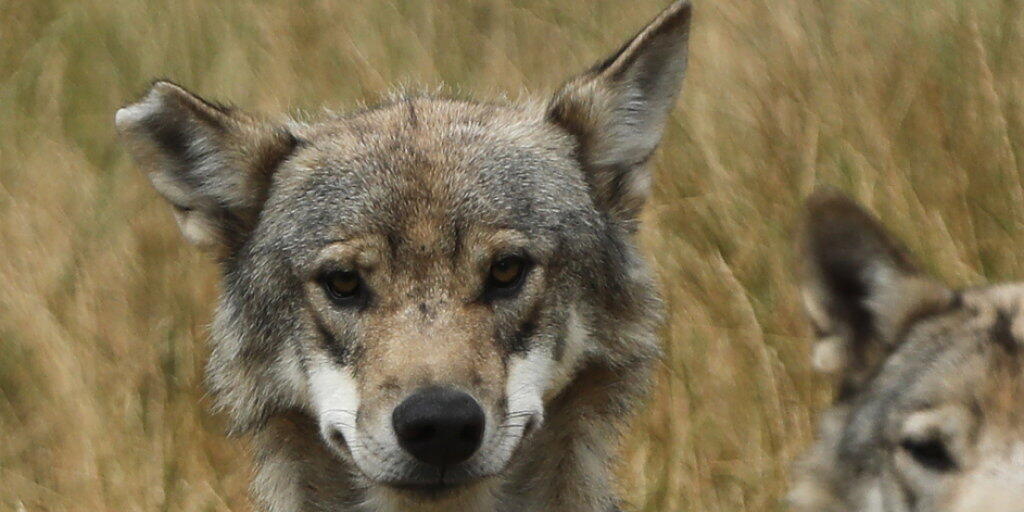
left=2, top=0, right=1023, bottom=510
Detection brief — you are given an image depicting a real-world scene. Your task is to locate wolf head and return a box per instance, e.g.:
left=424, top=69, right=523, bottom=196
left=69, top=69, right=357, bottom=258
left=792, top=192, right=1024, bottom=512
left=115, top=1, right=690, bottom=503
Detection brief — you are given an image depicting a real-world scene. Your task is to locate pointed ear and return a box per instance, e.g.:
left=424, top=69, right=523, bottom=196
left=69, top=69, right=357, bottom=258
left=801, top=191, right=952, bottom=389
left=115, top=81, right=298, bottom=256
left=547, top=0, right=691, bottom=221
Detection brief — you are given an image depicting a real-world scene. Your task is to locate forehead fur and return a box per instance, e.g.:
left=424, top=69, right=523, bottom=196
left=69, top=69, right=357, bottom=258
left=841, top=285, right=1024, bottom=443
left=950, top=286, right=1024, bottom=422
left=900, top=284, right=1024, bottom=395
left=261, top=97, right=594, bottom=253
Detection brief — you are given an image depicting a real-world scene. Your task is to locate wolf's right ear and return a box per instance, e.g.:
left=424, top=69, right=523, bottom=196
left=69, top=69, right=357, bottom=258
left=548, top=0, right=691, bottom=223
left=116, top=81, right=297, bottom=257
left=801, top=192, right=952, bottom=390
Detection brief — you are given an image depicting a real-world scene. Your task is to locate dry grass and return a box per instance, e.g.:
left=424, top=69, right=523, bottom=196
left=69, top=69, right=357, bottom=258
left=2, top=0, right=1023, bottom=510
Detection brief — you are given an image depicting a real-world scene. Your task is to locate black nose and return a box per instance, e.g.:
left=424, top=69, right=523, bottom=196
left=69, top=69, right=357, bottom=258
left=392, top=386, right=486, bottom=467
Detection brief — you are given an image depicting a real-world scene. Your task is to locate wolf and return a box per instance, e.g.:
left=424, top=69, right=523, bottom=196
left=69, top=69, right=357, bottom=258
left=790, top=191, right=1024, bottom=512
left=114, top=2, right=691, bottom=511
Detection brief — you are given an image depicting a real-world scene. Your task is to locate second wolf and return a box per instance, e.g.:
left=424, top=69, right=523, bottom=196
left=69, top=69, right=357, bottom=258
left=792, top=192, right=1024, bottom=511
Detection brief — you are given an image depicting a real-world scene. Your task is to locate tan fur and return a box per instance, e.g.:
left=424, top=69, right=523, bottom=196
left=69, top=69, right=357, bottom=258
left=115, top=2, right=691, bottom=511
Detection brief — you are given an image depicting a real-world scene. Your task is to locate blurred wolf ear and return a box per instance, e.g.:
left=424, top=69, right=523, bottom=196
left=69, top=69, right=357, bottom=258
left=801, top=191, right=952, bottom=391
left=115, top=81, right=297, bottom=256
left=548, top=0, right=691, bottom=222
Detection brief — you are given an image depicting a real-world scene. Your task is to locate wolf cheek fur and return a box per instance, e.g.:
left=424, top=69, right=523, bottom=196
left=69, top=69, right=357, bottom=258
left=115, top=2, right=692, bottom=511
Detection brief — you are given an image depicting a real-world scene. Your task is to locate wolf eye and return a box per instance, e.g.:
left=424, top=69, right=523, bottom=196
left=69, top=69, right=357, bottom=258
left=321, top=270, right=362, bottom=304
left=489, top=256, right=527, bottom=286
left=484, top=256, right=530, bottom=299
left=900, top=437, right=957, bottom=472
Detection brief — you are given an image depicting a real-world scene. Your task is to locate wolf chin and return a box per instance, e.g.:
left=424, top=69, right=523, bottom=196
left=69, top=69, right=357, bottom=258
left=115, top=2, right=691, bottom=511
left=791, top=191, right=1024, bottom=512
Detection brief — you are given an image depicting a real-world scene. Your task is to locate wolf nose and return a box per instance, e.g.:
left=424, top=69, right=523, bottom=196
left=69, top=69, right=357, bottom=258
left=392, top=386, right=485, bottom=467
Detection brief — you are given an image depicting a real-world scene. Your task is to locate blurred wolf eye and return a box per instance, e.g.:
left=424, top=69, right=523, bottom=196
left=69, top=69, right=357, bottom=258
left=900, top=437, right=957, bottom=472
left=321, top=270, right=362, bottom=304
left=485, top=256, right=529, bottom=298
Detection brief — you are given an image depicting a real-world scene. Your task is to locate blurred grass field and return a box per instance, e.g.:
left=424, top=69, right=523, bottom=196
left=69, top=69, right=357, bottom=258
left=2, top=0, right=1023, bottom=510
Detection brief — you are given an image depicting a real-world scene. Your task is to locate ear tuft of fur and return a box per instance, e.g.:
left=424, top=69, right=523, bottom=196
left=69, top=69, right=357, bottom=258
left=116, top=81, right=297, bottom=256
left=548, top=0, right=691, bottom=222
left=811, top=336, right=847, bottom=374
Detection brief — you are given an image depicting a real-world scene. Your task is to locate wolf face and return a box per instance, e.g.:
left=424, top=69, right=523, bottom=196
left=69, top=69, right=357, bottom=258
left=115, top=2, right=690, bottom=510
left=792, top=192, right=1024, bottom=512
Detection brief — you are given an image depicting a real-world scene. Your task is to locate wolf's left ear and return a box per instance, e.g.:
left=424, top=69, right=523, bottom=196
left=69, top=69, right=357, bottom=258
left=801, top=191, right=952, bottom=390
left=548, top=0, right=691, bottom=221
left=116, top=81, right=298, bottom=257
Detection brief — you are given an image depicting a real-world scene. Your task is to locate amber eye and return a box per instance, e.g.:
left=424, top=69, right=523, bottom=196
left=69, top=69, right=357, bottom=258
left=321, top=270, right=362, bottom=303
left=488, top=256, right=528, bottom=290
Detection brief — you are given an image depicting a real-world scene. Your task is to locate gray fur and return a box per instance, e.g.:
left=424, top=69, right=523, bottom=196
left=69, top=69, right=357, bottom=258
left=115, top=2, right=691, bottom=511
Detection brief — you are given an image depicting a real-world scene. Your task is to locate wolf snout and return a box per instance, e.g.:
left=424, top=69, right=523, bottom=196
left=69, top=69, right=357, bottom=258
left=392, top=386, right=486, bottom=467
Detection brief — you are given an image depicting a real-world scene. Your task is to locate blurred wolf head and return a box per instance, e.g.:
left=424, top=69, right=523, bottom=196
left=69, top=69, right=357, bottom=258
left=792, top=192, right=1024, bottom=512
left=115, top=2, right=691, bottom=510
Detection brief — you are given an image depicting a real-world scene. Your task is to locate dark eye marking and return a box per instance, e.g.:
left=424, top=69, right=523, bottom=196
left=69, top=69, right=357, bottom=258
left=312, top=313, right=349, bottom=366
left=509, top=319, right=536, bottom=353
left=900, top=437, right=958, bottom=472
left=990, top=309, right=1020, bottom=354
